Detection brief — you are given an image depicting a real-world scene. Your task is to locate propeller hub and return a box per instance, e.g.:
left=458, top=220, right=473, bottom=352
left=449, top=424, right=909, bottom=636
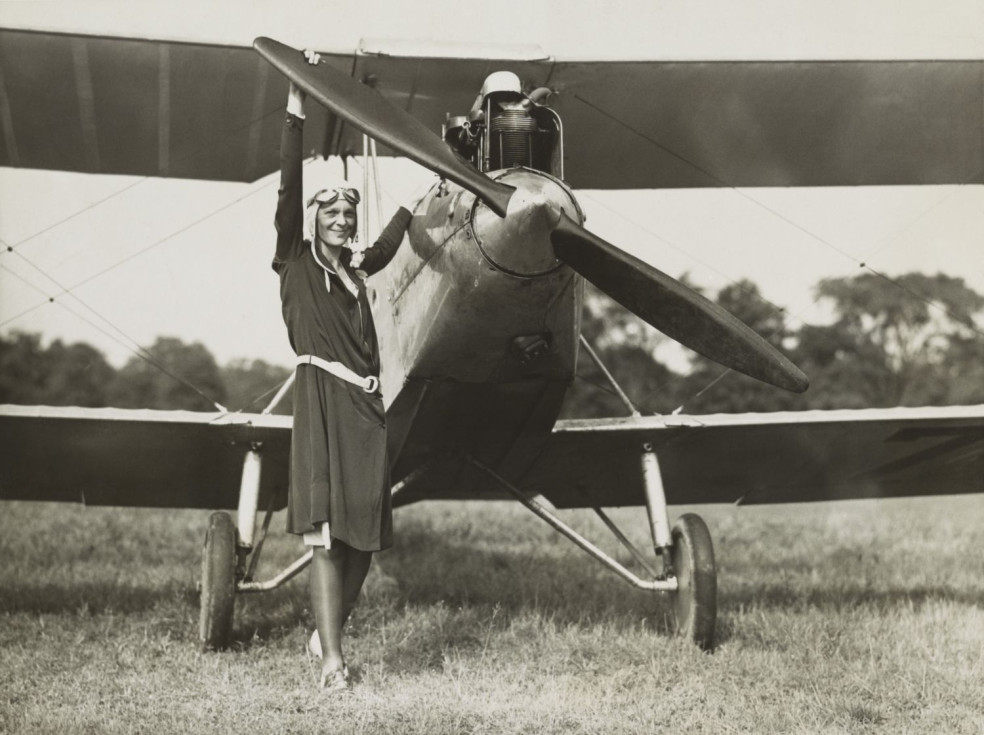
left=470, top=168, right=581, bottom=277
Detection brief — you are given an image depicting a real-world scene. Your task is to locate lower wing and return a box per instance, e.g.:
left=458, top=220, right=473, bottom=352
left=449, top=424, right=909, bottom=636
left=2, top=404, right=981, bottom=509
left=522, top=405, right=984, bottom=508
left=0, top=405, right=291, bottom=509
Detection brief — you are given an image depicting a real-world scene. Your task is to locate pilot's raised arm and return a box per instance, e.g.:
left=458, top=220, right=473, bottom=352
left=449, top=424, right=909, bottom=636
left=272, top=81, right=308, bottom=264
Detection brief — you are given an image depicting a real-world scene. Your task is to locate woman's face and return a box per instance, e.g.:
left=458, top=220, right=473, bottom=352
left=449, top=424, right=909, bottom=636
left=316, top=199, right=357, bottom=247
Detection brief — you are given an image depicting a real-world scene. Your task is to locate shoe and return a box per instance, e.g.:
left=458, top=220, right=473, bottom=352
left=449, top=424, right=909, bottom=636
left=308, top=631, right=350, bottom=680
left=319, top=666, right=349, bottom=692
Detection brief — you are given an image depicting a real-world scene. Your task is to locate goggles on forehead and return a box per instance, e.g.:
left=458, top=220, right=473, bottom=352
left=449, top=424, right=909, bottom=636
left=307, top=187, right=361, bottom=208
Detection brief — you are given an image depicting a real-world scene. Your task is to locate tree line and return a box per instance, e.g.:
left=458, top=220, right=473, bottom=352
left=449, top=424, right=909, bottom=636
left=0, top=333, right=293, bottom=415
left=565, top=270, right=983, bottom=417
left=1, top=271, right=981, bottom=417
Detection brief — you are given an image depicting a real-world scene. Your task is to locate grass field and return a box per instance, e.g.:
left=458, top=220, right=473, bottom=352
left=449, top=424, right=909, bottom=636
left=1, top=495, right=982, bottom=734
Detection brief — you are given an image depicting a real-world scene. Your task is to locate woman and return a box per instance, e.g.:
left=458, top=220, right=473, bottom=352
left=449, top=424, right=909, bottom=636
left=274, top=50, right=424, bottom=692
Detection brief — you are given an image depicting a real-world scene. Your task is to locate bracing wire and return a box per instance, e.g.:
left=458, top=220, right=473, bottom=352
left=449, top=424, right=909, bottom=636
left=857, top=187, right=962, bottom=263
left=362, top=133, right=371, bottom=246
left=0, top=178, right=148, bottom=257
left=371, top=138, right=384, bottom=242
left=2, top=233, right=234, bottom=411
left=1, top=171, right=280, bottom=331
left=2, top=249, right=230, bottom=411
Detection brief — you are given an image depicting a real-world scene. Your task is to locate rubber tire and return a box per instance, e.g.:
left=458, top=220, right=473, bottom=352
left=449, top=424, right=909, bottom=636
left=670, top=513, right=717, bottom=650
left=199, top=511, right=237, bottom=651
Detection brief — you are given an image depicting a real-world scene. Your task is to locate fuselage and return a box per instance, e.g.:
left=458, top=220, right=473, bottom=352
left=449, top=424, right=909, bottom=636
left=366, top=168, right=585, bottom=498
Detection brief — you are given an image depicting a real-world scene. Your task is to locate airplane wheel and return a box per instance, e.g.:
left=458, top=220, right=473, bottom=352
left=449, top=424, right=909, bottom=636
left=670, top=513, right=716, bottom=650
left=199, top=511, right=236, bottom=651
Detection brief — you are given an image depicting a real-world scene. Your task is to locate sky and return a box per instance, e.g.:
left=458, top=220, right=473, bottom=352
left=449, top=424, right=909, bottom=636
left=1, top=1, right=983, bottom=372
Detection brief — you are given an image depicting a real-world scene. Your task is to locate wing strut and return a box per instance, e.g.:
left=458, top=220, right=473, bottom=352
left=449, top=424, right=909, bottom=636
left=579, top=334, right=640, bottom=417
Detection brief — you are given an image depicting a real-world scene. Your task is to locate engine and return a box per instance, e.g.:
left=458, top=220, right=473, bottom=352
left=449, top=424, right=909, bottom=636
left=442, top=71, right=563, bottom=177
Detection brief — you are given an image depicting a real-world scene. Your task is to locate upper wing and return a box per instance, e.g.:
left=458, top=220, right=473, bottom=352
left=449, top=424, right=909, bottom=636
left=0, top=405, right=290, bottom=510
left=355, top=51, right=984, bottom=190
left=519, top=405, right=984, bottom=508
left=0, top=29, right=310, bottom=182
left=1, top=28, right=981, bottom=188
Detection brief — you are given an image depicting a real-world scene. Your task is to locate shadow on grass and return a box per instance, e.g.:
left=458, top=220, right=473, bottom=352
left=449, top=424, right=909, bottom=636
left=230, top=585, right=309, bottom=647
left=713, top=583, right=984, bottom=650
left=375, top=525, right=674, bottom=629
left=723, top=582, right=984, bottom=613
left=0, top=580, right=198, bottom=616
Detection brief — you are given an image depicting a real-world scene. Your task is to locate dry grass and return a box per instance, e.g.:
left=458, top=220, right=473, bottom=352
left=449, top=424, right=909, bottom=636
left=1, top=495, right=982, bottom=734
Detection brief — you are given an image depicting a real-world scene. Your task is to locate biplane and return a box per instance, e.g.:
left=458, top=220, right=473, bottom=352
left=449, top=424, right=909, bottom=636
left=1, top=11, right=983, bottom=653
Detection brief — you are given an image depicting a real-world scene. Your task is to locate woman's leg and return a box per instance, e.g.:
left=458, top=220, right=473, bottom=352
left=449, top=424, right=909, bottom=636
left=309, top=542, right=374, bottom=685
left=341, top=548, right=373, bottom=625
left=310, top=545, right=346, bottom=681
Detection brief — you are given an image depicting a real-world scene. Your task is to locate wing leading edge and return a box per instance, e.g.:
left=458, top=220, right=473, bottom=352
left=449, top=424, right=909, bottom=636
left=520, top=405, right=984, bottom=508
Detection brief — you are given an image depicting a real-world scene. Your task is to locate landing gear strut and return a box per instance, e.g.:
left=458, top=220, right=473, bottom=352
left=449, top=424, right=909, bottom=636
left=641, top=442, right=717, bottom=649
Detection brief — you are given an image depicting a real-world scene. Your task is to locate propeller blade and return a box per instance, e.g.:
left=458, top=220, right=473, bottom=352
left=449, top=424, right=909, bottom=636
left=551, top=212, right=809, bottom=393
left=254, top=37, right=514, bottom=217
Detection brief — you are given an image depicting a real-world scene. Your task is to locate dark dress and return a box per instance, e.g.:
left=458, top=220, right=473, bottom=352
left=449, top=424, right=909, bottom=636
left=274, top=112, right=411, bottom=551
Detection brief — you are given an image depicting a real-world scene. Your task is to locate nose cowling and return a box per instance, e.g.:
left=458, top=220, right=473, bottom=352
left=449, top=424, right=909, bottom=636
left=470, top=169, right=581, bottom=277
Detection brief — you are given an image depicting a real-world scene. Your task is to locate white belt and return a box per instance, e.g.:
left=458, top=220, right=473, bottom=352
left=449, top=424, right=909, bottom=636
left=296, top=354, right=379, bottom=393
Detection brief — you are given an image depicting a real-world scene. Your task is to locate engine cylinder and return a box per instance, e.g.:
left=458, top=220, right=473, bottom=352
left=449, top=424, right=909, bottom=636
left=489, top=109, right=538, bottom=169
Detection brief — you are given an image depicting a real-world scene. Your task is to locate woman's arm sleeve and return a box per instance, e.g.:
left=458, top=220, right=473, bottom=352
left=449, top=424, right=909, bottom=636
left=358, top=207, right=413, bottom=275
left=273, top=113, right=306, bottom=263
